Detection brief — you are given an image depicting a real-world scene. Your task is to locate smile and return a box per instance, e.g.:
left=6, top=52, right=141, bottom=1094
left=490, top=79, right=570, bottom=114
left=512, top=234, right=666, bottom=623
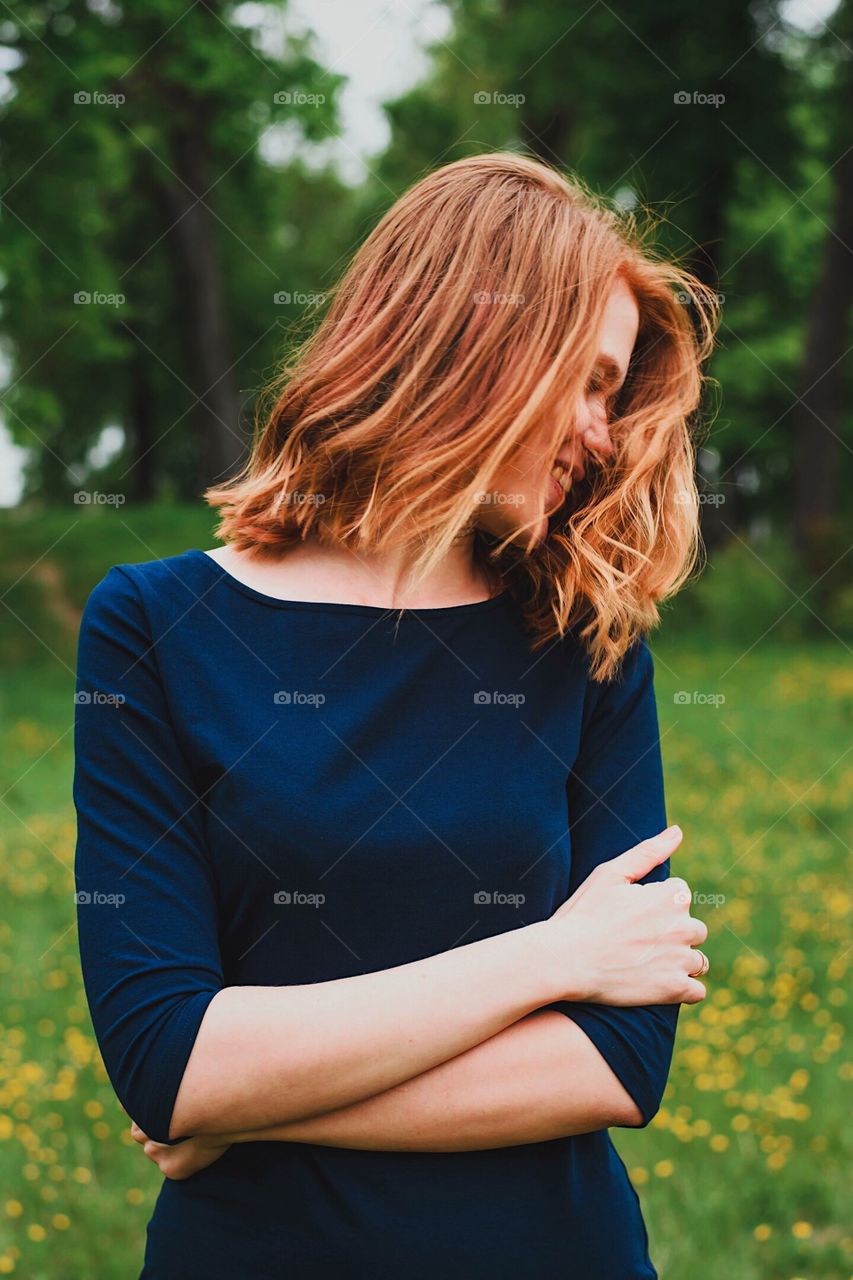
left=549, top=462, right=572, bottom=495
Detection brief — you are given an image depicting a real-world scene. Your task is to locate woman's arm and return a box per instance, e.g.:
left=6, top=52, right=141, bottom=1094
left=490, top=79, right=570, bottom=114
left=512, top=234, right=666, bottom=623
left=541, top=638, right=702, bottom=1129
left=170, top=825, right=689, bottom=1141
left=171, top=921, right=563, bottom=1140
left=196, top=1010, right=644, bottom=1152
left=76, top=570, right=697, bottom=1150
left=133, top=1011, right=645, bottom=1180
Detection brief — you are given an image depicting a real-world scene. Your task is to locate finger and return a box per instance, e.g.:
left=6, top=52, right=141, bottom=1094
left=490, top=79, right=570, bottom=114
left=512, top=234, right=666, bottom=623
left=130, top=1122, right=145, bottom=1142
left=688, top=916, right=709, bottom=945
left=614, top=826, right=683, bottom=883
left=681, top=976, right=706, bottom=1004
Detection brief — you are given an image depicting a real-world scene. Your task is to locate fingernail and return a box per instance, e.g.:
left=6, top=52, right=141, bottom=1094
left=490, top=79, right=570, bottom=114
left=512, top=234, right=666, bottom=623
left=665, top=824, right=681, bottom=836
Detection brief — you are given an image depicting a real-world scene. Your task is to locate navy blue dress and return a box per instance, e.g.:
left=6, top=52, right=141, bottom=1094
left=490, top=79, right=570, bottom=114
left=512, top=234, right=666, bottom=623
left=73, top=548, right=679, bottom=1279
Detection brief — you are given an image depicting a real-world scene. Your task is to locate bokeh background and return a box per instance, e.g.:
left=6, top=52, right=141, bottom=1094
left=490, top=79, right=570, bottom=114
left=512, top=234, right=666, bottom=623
left=0, top=2, right=851, bottom=1277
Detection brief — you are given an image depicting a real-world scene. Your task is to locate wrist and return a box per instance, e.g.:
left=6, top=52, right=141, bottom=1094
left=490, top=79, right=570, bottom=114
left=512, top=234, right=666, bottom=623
left=198, top=1131, right=237, bottom=1149
left=523, top=918, right=594, bottom=1004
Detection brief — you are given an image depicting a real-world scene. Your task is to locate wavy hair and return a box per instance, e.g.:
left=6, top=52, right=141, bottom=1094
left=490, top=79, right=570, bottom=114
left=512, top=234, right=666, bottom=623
left=204, top=151, right=720, bottom=680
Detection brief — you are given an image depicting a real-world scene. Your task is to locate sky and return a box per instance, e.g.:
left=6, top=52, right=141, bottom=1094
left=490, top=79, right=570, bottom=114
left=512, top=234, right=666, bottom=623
left=0, top=0, right=841, bottom=505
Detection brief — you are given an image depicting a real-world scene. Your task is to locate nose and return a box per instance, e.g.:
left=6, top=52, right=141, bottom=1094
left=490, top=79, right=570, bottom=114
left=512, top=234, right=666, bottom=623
left=571, top=418, right=614, bottom=481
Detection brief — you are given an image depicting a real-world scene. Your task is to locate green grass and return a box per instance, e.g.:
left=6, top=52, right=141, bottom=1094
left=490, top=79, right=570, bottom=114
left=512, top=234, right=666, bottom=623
left=0, top=506, right=850, bottom=1278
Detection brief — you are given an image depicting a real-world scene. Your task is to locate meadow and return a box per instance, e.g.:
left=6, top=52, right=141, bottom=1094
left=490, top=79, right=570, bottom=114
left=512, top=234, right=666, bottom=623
left=0, top=507, right=850, bottom=1279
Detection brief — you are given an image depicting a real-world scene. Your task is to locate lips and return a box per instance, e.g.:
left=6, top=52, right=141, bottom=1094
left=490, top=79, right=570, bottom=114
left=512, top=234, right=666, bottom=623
left=547, top=472, right=564, bottom=508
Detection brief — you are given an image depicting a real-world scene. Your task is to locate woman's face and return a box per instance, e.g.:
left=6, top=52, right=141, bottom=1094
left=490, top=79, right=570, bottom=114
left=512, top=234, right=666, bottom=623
left=477, top=275, right=640, bottom=545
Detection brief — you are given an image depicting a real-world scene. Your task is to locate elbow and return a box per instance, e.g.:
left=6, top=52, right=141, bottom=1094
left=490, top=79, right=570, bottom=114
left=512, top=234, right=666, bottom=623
left=104, top=988, right=223, bottom=1145
left=612, top=1084, right=660, bottom=1130
left=167, top=1098, right=193, bottom=1143
left=615, top=1095, right=647, bottom=1128
left=126, top=1068, right=202, bottom=1145
left=167, top=1044, right=213, bottom=1141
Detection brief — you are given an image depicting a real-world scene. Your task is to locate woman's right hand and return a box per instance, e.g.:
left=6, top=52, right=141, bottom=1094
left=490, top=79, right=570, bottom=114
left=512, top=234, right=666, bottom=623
left=543, top=826, right=709, bottom=1007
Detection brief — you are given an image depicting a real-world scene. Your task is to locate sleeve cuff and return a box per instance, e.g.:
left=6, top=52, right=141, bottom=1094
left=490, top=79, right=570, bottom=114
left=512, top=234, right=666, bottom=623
left=134, top=988, right=222, bottom=1145
left=545, top=1000, right=668, bottom=1127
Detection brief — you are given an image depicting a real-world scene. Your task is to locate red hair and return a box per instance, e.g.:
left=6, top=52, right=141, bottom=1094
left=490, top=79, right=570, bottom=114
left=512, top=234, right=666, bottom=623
left=205, top=152, right=719, bottom=680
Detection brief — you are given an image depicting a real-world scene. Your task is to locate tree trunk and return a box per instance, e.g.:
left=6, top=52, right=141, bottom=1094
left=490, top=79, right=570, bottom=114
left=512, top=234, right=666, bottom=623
left=128, top=342, right=158, bottom=501
left=159, top=115, right=246, bottom=491
left=792, top=125, right=853, bottom=568
left=520, top=102, right=576, bottom=165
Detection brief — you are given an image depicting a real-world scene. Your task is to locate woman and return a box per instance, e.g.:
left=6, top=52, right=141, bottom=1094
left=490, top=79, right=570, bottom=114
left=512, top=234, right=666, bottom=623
left=73, top=151, right=717, bottom=1279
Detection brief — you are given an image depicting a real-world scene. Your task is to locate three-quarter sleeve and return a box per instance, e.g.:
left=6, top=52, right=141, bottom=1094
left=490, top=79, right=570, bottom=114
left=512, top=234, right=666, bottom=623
left=545, top=636, right=680, bottom=1127
left=73, top=565, right=224, bottom=1145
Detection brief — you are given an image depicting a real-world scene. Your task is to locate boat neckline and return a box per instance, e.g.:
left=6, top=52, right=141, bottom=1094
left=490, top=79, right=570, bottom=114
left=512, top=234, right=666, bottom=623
left=188, top=548, right=510, bottom=616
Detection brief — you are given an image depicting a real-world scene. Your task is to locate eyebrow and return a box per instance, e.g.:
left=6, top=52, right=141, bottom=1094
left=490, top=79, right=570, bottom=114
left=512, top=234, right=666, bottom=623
left=593, top=355, right=627, bottom=387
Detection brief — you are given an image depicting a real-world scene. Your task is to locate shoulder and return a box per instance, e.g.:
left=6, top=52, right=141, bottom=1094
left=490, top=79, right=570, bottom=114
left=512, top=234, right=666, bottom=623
left=82, top=551, right=203, bottom=626
left=578, top=634, right=658, bottom=737
left=78, top=554, right=210, bottom=674
left=579, top=631, right=654, bottom=692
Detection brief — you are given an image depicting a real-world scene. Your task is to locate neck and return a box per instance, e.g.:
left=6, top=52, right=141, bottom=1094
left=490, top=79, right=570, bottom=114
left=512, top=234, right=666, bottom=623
left=273, top=532, right=496, bottom=609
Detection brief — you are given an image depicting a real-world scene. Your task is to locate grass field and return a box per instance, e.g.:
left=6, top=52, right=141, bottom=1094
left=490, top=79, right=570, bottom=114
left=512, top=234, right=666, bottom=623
left=0, top=507, right=850, bottom=1279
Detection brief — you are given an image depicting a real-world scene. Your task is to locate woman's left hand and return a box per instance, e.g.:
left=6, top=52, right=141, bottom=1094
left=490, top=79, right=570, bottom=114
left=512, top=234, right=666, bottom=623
left=130, top=1122, right=232, bottom=1180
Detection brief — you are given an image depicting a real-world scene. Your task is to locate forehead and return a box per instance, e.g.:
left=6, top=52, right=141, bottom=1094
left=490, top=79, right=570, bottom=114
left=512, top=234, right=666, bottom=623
left=596, top=279, right=639, bottom=377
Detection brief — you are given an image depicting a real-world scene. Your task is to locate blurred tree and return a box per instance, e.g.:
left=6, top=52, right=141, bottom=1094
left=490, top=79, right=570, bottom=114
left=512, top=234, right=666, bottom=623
left=791, top=0, right=853, bottom=570
left=371, top=0, right=851, bottom=552
left=0, top=0, right=350, bottom=501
